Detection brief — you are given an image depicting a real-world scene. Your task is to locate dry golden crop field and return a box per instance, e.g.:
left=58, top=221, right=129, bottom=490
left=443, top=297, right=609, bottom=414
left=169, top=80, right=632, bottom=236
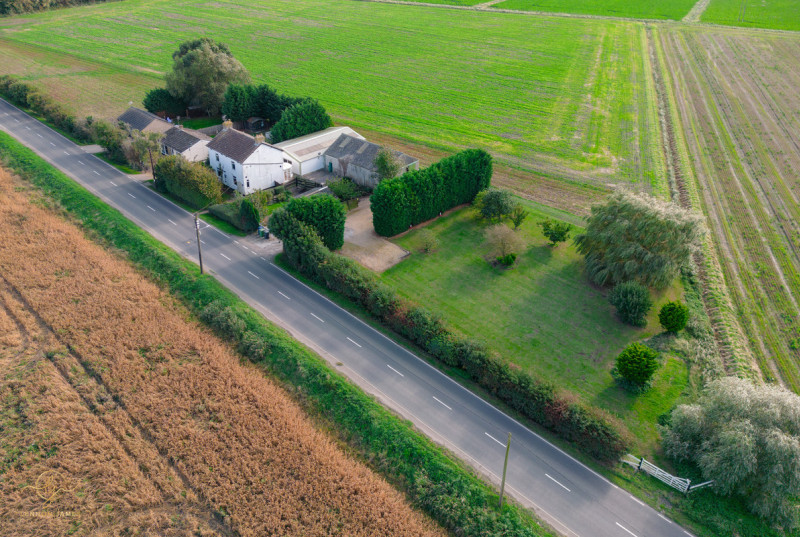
left=0, top=168, right=446, bottom=537
left=654, top=25, right=800, bottom=391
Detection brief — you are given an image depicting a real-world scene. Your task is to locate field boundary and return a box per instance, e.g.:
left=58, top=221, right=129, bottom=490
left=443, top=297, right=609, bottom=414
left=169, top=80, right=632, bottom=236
left=648, top=26, right=757, bottom=378
left=682, top=0, right=711, bottom=23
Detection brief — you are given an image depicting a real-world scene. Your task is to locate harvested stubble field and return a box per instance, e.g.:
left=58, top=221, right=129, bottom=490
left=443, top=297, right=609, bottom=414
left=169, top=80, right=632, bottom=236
left=0, top=168, right=446, bottom=537
left=655, top=25, right=800, bottom=391
left=0, top=0, right=666, bottom=200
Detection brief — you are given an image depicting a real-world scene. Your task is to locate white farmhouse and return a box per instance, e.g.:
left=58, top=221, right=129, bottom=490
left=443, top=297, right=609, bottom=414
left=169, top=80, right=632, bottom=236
left=160, top=126, right=210, bottom=163
left=207, top=127, right=291, bottom=195
left=273, top=126, right=364, bottom=177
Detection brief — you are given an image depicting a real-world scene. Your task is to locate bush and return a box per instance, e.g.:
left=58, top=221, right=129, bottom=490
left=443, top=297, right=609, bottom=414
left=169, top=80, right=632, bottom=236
left=608, top=281, right=652, bottom=327
left=269, top=98, right=333, bottom=143
left=538, top=219, right=572, bottom=246
left=143, top=88, right=185, bottom=116
left=154, top=155, right=223, bottom=209
left=270, top=210, right=630, bottom=463
left=477, top=189, right=515, bottom=221
left=614, top=343, right=659, bottom=389
left=371, top=149, right=492, bottom=236
left=497, top=253, right=517, bottom=266
left=327, top=177, right=361, bottom=201
left=418, top=229, right=439, bottom=253
left=659, top=301, right=689, bottom=333
left=281, top=194, right=346, bottom=250
left=485, top=224, right=524, bottom=259
left=238, top=198, right=260, bottom=232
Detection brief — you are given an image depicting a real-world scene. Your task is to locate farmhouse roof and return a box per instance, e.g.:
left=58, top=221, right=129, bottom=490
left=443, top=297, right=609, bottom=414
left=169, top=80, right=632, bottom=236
left=162, top=126, right=210, bottom=153
left=323, top=134, right=417, bottom=172
left=274, top=126, right=364, bottom=161
left=117, top=107, right=169, bottom=132
left=207, top=128, right=272, bottom=163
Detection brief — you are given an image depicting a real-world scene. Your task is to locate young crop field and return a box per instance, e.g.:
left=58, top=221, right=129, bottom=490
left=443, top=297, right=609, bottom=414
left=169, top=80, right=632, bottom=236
left=0, top=168, right=446, bottom=536
left=655, top=25, right=800, bottom=392
left=492, top=0, right=697, bottom=20
left=0, top=0, right=667, bottom=199
left=381, top=202, right=688, bottom=453
left=701, top=0, right=800, bottom=31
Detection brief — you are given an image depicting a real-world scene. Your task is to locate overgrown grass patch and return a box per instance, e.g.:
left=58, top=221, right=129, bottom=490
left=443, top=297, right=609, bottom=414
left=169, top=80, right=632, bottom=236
left=383, top=200, right=686, bottom=454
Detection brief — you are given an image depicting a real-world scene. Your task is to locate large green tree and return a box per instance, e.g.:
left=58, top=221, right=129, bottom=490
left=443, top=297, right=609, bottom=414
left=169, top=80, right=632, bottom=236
left=575, top=191, right=704, bottom=289
left=269, top=99, right=333, bottom=143
left=663, top=377, right=800, bottom=530
left=165, top=38, right=250, bottom=116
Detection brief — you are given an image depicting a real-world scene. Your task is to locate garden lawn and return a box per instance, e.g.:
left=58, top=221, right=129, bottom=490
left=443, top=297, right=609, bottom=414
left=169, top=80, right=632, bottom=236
left=493, top=0, right=696, bottom=20
left=701, top=0, right=800, bottom=31
left=382, top=201, right=687, bottom=453
left=0, top=0, right=666, bottom=193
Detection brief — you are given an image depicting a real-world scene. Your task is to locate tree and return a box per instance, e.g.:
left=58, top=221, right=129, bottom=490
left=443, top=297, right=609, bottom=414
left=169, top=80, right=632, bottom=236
left=165, top=38, right=251, bottom=116
left=574, top=191, right=705, bottom=289
left=269, top=99, right=333, bottom=143
left=485, top=224, right=525, bottom=258
left=221, top=84, right=255, bottom=122
left=659, top=301, right=689, bottom=333
left=88, top=118, right=127, bottom=164
left=663, top=377, right=800, bottom=530
left=143, top=88, right=185, bottom=116
left=124, top=130, right=162, bottom=171
left=153, top=155, right=223, bottom=209
left=374, top=147, right=401, bottom=181
left=418, top=229, right=439, bottom=253
left=608, top=281, right=652, bottom=327
left=510, top=205, right=528, bottom=230
left=477, top=189, right=515, bottom=221
left=614, top=343, right=659, bottom=389
left=238, top=198, right=261, bottom=232
left=538, top=219, right=572, bottom=246
left=284, top=194, right=346, bottom=250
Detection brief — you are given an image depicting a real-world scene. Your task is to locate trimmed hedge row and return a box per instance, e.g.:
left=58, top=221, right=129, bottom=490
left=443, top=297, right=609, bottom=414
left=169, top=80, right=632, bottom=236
left=154, top=155, right=222, bottom=210
left=370, top=148, right=493, bottom=236
left=0, top=130, right=556, bottom=537
left=270, top=210, right=631, bottom=463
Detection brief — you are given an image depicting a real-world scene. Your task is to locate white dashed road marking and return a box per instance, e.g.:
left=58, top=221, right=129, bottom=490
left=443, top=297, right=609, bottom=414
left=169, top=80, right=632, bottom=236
left=346, top=337, right=362, bottom=348
left=147, top=205, right=156, bottom=212
left=615, top=523, right=638, bottom=537
left=127, top=193, right=136, bottom=199
left=629, top=495, right=644, bottom=507
left=168, top=219, right=177, bottom=226
left=77, top=160, right=85, bottom=165
left=432, top=396, right=452, bottom=410
left=545, top=474, right=571, bottom=492
left=63, top=151, right=69, bottom=155
left=220, top=253, right=231, bottom=261
left=277, top=291, right=291, bottom=300
left=247, top=271, right=260, bottom=280
left=485, top=432, right=505, bottom=447
left=93, top=170, right=100, bottom=175
left=386, top=364, right=404, bottom=377
left=658, top=514, right=671, bottom=523
left=310, top=313, right=324, bottom=323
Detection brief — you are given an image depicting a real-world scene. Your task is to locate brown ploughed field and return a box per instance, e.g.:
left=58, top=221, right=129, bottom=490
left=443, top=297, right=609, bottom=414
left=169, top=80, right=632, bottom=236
left=0, top=168, right=445, bottom=537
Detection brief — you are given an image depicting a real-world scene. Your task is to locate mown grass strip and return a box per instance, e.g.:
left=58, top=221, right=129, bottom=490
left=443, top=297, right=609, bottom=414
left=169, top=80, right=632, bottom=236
left=0, top=130, right=557, bottom=537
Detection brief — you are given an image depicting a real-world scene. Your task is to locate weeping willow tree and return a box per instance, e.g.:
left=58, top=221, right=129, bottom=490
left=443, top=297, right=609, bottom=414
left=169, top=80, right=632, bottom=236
left=575, top=191, right=705, bottom=289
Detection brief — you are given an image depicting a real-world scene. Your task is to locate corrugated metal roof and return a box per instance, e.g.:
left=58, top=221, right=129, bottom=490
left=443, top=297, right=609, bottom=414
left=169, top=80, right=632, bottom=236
left=322, top=134, right=417, bottom=172
left=273, top=126, right=363, bottom=161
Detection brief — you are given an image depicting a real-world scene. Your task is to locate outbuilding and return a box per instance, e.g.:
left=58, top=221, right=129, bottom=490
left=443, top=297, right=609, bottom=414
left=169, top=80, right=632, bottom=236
left=273, top=126, right=364, bottom=177
left=160, top=126, right=210, bottom=163
left=322, top=134, right=418, bottom=188
left=117, top=107, right=172, bottom=135
left=207, top=126, right=291, bottom=195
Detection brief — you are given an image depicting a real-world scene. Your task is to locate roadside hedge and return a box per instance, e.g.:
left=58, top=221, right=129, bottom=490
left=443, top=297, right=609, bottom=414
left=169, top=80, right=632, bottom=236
left=371, top=148, right=493, bottom=236
left=154, top=155, right=222, bottom=210
left=270, top=210, right=631, bottom=463
left=279, top=193, right=346, bottom=250
left=0, top=130, right=556, bottom=537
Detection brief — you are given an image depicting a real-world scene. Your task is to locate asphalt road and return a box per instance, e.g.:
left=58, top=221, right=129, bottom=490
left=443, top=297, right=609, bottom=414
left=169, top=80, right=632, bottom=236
left=0, top=98, right=696, bottom=537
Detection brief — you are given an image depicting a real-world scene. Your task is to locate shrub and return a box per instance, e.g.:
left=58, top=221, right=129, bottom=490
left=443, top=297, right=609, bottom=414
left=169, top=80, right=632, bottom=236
left=327, top=177, right=361, bottom=201
left=477, top=189, right=515, bottom=221
left=371, top=149, right=492, bottom=236
left=154, top=155, right=223, bottom=209
left=614, top=343, right=659, bottom=389
left=418, top=229, right=439, bottom=253
left=269, top=98, right=333, bottom=143
left=608, top=281, right=652, bottom=327
left=282, top=194, right=346, bottom=250
left=238, top=198, right=260, bottom=232
left=143, top=88, right=185, bottom=116
left=496, top=253, right=517, bottom=266
left=538, top=219, right=572, bottom=246
left=510, top=205, right=528, bottom=230
left=659, top=301, right=689, bottom=333
left=485, top=224, right=524, bottom=259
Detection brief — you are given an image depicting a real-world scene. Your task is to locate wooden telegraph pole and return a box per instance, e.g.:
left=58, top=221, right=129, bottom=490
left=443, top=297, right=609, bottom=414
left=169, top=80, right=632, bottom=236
left=195, top=213, right=204, bottom=274
left=499, top=432, right=512, bottom=510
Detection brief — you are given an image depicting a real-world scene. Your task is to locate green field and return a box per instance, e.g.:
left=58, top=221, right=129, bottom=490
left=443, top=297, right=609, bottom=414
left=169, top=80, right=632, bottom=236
left=702, top=0, right=800, bottom=31
left=0, top=0, right=666, bottom=194
left=493, top=0, right=697, bottom=20
left=382, top=201, right=687, bottom=452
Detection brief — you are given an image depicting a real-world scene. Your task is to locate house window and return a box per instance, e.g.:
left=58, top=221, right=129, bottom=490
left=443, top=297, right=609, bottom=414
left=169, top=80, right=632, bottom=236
left=246, top=180, right=250, bottom=188
left=215, top=154, right=219, bottom=161
left=232, top=162, right=237, bottom=170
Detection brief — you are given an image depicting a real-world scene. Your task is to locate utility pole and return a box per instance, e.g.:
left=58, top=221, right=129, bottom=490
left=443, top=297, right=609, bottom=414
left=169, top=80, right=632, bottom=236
left=195, top=213, right=204, bottom=274
left=498, top=432, right=512, bottom=510
left=147, top=147, right=156, bottom=178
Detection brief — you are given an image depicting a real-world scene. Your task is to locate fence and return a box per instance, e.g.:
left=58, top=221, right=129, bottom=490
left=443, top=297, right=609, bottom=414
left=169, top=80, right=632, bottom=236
left=622, top=454, right=713, bottom=494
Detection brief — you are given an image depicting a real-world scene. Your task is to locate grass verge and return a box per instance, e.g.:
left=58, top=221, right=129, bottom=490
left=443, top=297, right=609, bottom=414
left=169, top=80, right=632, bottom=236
left=0, top=130, right=557, bottom=537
